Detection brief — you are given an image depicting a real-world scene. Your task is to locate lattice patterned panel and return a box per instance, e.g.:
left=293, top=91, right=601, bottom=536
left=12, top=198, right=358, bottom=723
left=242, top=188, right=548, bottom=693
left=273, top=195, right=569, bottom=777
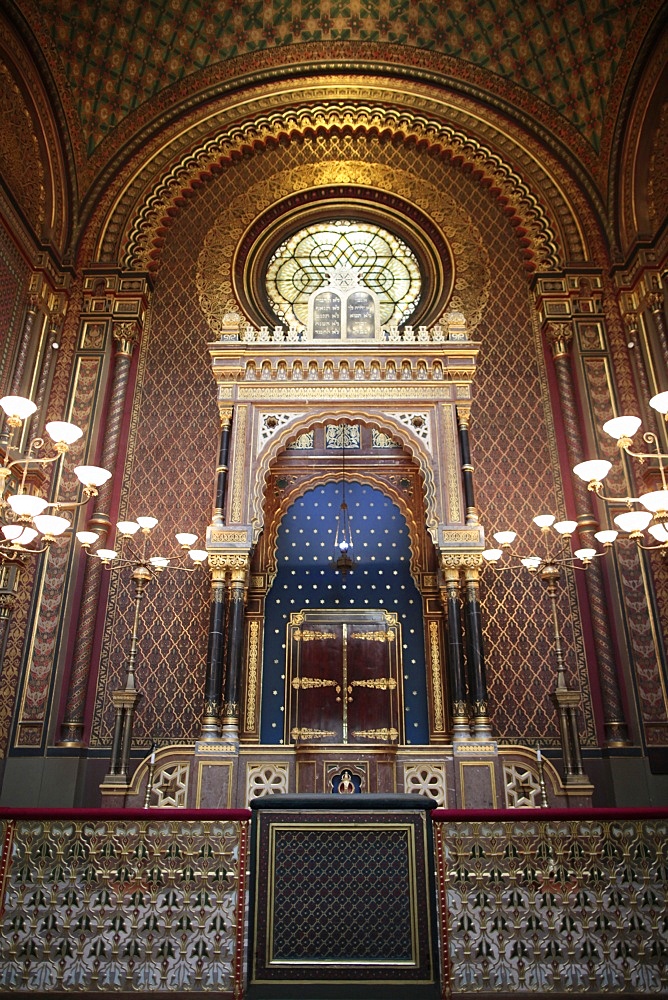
left=0, top=817, right=246, bottom=994
left=404, top=763, right=447, bottom=806
left=434, top=816, right=668, bottom=994
left=246, top=762, right=289, bottom=802
left=503, top=762, right=542, bottom=808
left=452, top=166, right=594, bottom=746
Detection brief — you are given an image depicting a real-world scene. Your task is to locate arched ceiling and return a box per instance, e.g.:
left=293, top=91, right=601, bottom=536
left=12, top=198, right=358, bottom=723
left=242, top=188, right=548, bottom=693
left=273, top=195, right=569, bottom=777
left=9, top=1, right=665, bottom=175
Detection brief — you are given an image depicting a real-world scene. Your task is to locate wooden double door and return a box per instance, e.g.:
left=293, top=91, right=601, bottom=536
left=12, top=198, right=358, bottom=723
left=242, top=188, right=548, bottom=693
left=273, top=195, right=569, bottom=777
left=286, top=609, right=403, bottom=745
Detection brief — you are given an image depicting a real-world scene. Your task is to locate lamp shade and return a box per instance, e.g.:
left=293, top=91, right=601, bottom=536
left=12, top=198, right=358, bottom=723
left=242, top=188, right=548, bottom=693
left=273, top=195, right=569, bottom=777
left=189, top=549, right=208, bottom=562
left=554, top=520, right=578, bottom=535
left=96, top=548, right=118, bottom=561
left=76, top=530, right=99, bottom=546
left=648, top=522, right=668, bottom=542
left=594, top=529, right=618, bottom=545
left=649, top=391, right=668, bottom=415
left=614, top=510, right=652, bottom=533
left=7, top=493, right=49, bottom=518
left=149, top=556, right=170, bottom=569
left=3, top=525, right=38, bottom=546
left=2, top=524, right=25, bottom=541
left=521, top=556, right=542, bottom=571
left=493, top=531, right=516, bottom=546
left=33, top=514, right=70, bottom=537
left=638, top=490, right=668, bottom=514
left=45, top=420, right=83, bottom=446
left=176, top=532, right=198, bottom=548
left=136, top=516, right=158, bottom=530
left=0, top=395, right=37, bottom=421
left=602, top=415, right=641, bottom=440
left=574, top=547, right=597, bottom=562
left=573, top=459, right=612, bottom=483
left=532, top=514, right=555, bottom=528
left=74, top=466, right=112, bottom=488
left=14, top=526, right=39, bottom=546
left=482, top=548, right=503, bottom=562
left=116, top=521, right=140, bottom=535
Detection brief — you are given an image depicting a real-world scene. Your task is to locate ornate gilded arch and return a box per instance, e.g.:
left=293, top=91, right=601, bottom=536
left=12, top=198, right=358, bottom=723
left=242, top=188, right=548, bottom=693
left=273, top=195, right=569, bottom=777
left=121, top=102, right=561, bottom=277
left=249, top=411, right=442, bottom=552
left=195, top=160, right=490, bottom=335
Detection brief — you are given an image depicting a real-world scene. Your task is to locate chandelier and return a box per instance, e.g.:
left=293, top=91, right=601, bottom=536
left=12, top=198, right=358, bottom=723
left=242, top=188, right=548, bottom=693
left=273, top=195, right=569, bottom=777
left=1, top=395, right=111, bottom=558
left=334, top=430, right=354, bottom=575
left=572, top=391, right=668, bottom=550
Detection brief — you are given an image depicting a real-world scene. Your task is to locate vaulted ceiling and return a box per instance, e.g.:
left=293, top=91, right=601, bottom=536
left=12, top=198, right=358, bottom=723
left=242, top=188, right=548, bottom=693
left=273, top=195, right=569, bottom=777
left=2, top=0, right=666, bottom=260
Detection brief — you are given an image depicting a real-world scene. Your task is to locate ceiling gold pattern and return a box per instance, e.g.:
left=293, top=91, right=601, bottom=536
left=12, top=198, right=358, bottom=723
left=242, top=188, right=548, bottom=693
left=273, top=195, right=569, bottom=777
left=18, top=0, right=658, bottom=158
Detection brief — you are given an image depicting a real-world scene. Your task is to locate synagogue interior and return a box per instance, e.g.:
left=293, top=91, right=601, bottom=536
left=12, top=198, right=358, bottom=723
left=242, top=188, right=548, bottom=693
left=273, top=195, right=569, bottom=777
left=0, top=0, right=667, bottom=995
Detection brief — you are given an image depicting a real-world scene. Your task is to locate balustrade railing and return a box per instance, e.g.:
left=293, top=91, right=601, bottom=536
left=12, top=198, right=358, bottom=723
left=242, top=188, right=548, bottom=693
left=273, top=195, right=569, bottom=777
left=0, top=807, right=665, bottom=996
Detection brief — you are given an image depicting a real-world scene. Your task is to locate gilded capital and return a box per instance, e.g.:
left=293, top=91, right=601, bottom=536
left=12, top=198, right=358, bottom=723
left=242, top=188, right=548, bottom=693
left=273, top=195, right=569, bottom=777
left=112, top=320, right=141, bottom=356
left=544, top=321, right=574, bottom=358
left=456, top=406, right=472, bottom=430
left=219, top=407, right=233, bottom=429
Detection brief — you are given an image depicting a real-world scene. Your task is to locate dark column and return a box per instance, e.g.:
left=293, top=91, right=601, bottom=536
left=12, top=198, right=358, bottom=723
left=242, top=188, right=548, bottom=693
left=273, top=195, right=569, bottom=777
left=59, top=322, right=139, bottom=746
left=545, top=321, right=630, bottom=746
left=199, top=563, right=227, bottom=741
left=440, top=562, right=470, bottom=741
left=212, top=408, right=233, bottom=527
left=221, top=562, right=248, bottom=745
left=457, top=406, right=479, bottom=525
left=463, top=561, right=492, bottom=739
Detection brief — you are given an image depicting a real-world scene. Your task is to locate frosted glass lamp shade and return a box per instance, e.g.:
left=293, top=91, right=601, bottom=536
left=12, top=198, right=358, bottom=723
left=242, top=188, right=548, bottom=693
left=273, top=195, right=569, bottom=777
left=482, top=548, right=503, bottom=562
left=2, top=524, right=25, bottom=541
left=532, top=514, right=555, bottom=529
left=74, top=466, right=112, bottom=488
left=554, top=520, right=578, bottom=535
left=649, top=391, right=668, bottom=415
left=603, top=415, right=641, bottom=440
left=0, top=395, right=37, bottom=421
left=638, top=490, right=668, bottom=514
left=493, top=531, right=516, bottom=546
left=116, top=521, right=140, bottom=535
left=76, top=531, right=99, bottom=546
left=149, top=557, right=170, bottom=569
left=594, top=529, right=618, bottom=545
left=3, top=525, right=38, bottom=546
left=45, top=421, right=83, bottom=446
left=575, top=547, right=597, bottom=562
left=188, top=549, right=208, bottom=562
left=614, top=510, right=652, bottom=533
left=648, top=522, right=668, bottom=542
left=573, top=459, right=612, bottom=483
left=136, top=516, right=158, bottom=530
left=96, top=549, right=118, bottom=561
left=7, top=493, right=49, bottom=517
left=33, top=514, right=70, bottom=537
left=521, top=556, right=542, bottom=571
left=176, top=532, right=198, bottom=548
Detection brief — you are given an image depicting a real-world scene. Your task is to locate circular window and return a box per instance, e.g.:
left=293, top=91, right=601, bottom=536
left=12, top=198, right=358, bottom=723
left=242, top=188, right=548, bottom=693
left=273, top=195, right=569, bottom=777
left=265, top=221, right=422, bottom=331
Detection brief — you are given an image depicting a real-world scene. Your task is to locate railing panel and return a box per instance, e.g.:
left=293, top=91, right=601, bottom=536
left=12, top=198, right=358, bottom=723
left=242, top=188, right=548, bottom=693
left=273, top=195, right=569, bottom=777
left=434, top=813, right=668, bottom=995
left=0, top=813, right=248, bottom=995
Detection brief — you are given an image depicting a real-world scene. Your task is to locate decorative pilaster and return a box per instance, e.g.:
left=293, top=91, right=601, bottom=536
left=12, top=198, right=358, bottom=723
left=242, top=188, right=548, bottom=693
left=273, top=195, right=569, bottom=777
left=199, top=561, right=227, bottom=741
left=7, top=296, right=39, bottom=397
left=462, top=557, right=492, bottom=740
left=221, top=559, right=249, bottom=746
left=440, top=560, right=470, bottom=742
left=58, top=283, right=148, bottom=747
left=212, top=408, right=233, bottom=527
left=544, top=320, right=631, bottom=747
left=457, top=407, right=479, bottom=526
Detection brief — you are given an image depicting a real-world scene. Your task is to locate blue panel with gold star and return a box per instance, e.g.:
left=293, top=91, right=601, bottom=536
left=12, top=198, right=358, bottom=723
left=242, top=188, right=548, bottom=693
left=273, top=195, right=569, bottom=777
left=261, top=481, right=428, bottom=743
